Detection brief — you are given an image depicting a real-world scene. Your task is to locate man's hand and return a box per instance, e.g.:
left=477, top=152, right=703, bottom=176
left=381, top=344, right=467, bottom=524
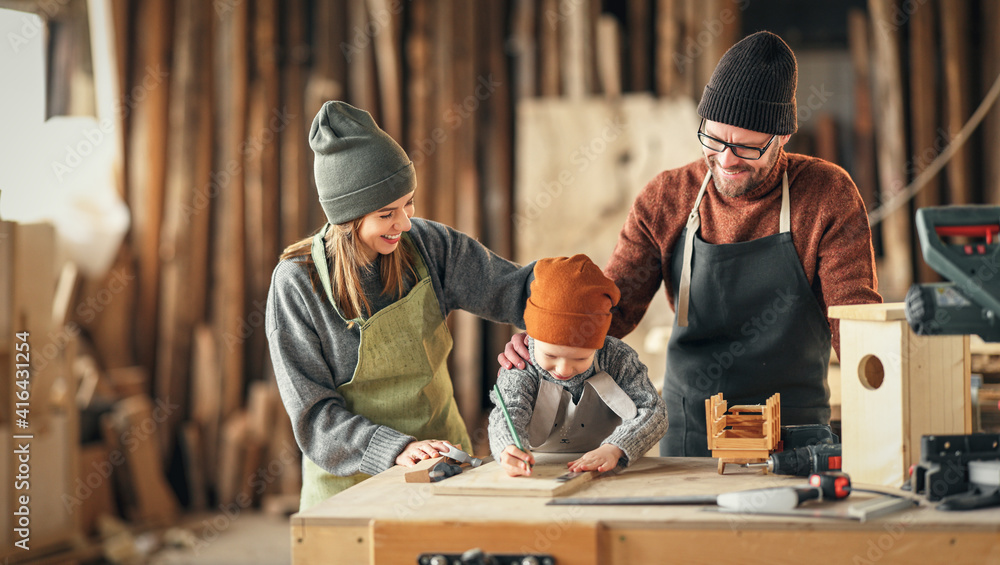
left=499, top=444, right=535, bottom=477
left=395, top=439, right=456, bottom=467
left=568, top=444, right=623, bottom=473
left=497, top=331, right=530, bottom=370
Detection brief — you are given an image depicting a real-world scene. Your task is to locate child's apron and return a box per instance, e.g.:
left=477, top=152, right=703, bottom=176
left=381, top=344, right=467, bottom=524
left=526, top=360, right=637, bottom=453
left=299, top=228, right=471, bottom=510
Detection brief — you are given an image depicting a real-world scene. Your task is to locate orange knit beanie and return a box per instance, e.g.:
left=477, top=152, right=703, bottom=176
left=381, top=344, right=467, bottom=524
left=524, top=254, right=621, bottom=349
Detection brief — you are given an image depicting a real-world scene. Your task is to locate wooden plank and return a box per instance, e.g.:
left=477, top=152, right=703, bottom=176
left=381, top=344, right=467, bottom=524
left=347, top=0, right=379, bottom=116
left=908, top=2, right=941, bottom=283
left=217, top=411, right=248, bottom=506
left=939, top=0, right=974, bottom=205
left=868, top=0, right=913, bottom=299
left=113, top=395, right=181, bottom=525
left=539, top=0, right=561, bottom=96
left=280, top=0, right=311, bottom=246
left=157, top=0, right=214, bottom=459
left=76, top=443, right=118, bottom=536
left=596, top=15, right=622, bottom=99
left=434, top=456, right=594, bottom=498
left=126, top=0, right=171, bottom=374
left=366, top=0, right=403, bottom=141
left=655, top=0, right=678, bottom=97
left=828, top=301, right=906, bottom=321
left=561, top=0, right=589, bottom=98
left=449, top=0, right=482, bottom=442
left=190, top=324, right=221, bottom=490
left=245, top=0, right=281, bottom=385
left=211, top=0, right=248, bottom=419
left=848, top=9, right=878, bottom=215
left=627, top=0, right=650, bottom=92
left=179, top=422, right=207, bottom=511
left=814, top=114, right=838, bottom=164
left=405, top=0, right=433, bottom=226
left=511, top=0, right=537, bottom=99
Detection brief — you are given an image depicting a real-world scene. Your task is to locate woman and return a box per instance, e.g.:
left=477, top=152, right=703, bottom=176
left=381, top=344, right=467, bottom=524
left=265, top=101, right=533, bottom=510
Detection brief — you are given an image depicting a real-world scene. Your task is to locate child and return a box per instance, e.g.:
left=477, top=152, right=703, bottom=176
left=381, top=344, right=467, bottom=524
left=267, top=101, right=535, bottom=510
left=489, top=255, right=667, bottom=476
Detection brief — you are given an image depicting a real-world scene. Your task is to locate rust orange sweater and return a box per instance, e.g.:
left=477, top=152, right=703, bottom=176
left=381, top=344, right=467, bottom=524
left=605, top=150, right=882, bottom=357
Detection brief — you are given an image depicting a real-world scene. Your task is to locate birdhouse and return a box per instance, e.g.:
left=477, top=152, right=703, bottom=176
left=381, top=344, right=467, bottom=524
left=829, top=303, right=971, bottom=487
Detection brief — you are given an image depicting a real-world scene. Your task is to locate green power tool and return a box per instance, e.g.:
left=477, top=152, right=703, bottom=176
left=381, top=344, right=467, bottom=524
left=905, top=205, right=1000, bottom=341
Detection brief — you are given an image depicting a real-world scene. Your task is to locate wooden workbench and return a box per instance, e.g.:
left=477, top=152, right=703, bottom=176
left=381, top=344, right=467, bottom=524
left=291, top=457, right=1000, bottom=564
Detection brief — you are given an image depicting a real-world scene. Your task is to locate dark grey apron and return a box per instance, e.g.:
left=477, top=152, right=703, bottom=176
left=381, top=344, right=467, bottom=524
left=527, top=360, right=637, bottom=453
left=662, top=170, right=831, bottom=456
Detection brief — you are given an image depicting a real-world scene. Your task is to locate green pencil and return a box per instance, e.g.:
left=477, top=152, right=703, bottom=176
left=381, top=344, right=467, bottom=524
left=493, top=384, right=531, bottom=470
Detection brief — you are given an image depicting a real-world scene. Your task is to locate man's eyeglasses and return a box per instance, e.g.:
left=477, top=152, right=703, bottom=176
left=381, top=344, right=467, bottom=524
left=697, top=119, right=776, bottom=161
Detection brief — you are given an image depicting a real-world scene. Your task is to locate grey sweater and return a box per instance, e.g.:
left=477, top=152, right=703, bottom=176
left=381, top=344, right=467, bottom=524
left=488, top=336, right=667, bottom=466
left=266, top=218, right=534, bottom=477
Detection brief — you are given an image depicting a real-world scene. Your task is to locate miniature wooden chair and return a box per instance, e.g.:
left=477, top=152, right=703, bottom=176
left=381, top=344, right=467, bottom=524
left=705, top=393, right=781, bottom=474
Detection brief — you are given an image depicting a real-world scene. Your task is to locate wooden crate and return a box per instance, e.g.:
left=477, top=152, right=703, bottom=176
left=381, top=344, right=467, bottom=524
left=829, top=303, right=971, bottom=487
left=705, top=393, right=780, bottom=474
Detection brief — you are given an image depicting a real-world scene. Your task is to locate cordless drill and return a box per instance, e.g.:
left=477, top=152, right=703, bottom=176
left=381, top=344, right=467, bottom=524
left=748, top=442, right=843, bottom=476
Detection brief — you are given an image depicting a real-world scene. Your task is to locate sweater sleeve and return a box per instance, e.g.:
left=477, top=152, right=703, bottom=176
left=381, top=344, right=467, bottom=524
left=806, top=162, right=882, bottom=356
left=605, top=178, right=674, bottom=339
left=265, top=261, right=414, bottom=477
left=487, top=366, right=540, bottom=461
left=410, top=219, right=534, bottom=328
left=598, top=338, right=668, bottom=465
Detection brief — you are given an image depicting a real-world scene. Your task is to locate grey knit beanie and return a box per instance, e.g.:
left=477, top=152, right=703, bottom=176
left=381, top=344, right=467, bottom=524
left=309, top=101, right=416, bottom=225
left=697, top=31, right=798, bottom=135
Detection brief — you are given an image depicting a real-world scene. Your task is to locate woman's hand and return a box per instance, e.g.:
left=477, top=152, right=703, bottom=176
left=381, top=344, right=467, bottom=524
left=497, top=331, right=530, bottom=371
left=568, top=444, right=623, bottom=473
left=394, top=440, right=456, bottom=467
left=499, top=444, right=535, bottom=477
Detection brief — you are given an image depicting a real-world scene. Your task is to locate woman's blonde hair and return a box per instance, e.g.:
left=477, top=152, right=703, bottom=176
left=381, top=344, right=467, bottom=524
left=279, top=220, right=417, bottom=321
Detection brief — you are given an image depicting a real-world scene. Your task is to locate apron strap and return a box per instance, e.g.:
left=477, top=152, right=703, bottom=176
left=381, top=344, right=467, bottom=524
left=586, top=372, right=637, bottom=420
left=677, top=171, right=790, bottom=327
left=779, top=171, right=790, bottom=233
left=310, top=225, right=429, bottom=325
left=677, top=171, right=712, bottom=327
left=527, top=379, right=562, bottom=447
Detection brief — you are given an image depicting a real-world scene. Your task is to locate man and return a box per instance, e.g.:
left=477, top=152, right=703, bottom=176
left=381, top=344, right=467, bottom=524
left=501, top=31, right=881, bottom=456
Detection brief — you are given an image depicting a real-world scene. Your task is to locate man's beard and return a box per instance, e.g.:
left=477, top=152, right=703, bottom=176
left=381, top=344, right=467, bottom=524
left=706, top=147, right=780, bottom=198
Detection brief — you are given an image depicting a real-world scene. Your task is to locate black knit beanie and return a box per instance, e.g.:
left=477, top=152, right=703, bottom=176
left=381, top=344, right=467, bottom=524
left=697, top=31, right=798, bottom=135
left=309, top=101, right=416, bottom=225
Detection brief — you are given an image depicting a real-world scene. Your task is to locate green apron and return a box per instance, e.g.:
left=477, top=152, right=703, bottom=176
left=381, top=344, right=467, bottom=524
left=299, top=227, right=472, bottom=510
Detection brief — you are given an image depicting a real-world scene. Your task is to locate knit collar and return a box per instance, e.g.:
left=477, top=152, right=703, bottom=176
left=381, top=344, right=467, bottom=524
left=711, top=147, right=788, bottom=204
left=526, top=335, right=597, bottom=387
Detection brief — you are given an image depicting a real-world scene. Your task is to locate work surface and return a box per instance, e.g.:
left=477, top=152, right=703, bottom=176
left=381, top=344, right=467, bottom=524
left=292, top=457, right=1000, bottom=564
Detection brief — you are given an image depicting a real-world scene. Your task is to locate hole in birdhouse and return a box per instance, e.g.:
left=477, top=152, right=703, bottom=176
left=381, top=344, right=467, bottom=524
left=858, top=355, right=885, bottom=390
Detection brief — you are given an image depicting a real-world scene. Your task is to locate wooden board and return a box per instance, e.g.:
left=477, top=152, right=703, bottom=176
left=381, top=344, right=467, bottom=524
left=433, top=455, right=595, bottom=498
left=828, top=301, right=906, bottom=322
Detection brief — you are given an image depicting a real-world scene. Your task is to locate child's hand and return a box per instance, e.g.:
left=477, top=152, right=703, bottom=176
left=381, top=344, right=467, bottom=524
left=499, top=444, right=535, bottom=477
left=395, top=439, right=456, bottom=467
left=568, top=444, right=623, bottom=473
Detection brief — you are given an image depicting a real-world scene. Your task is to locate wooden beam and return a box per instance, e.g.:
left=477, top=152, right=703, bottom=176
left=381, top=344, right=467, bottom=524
left=280, top=0, right=311, bottom=246
left=939, top=0, right=974, bottom=205
left=156, top=0, right=214, bottom=458
left=868, top=0, right=913, bottom=299
left=367, top=0, right=404, bottom=140
left=539, top=0, right=561, bottom=97
left=406, top=0, right=434, bottom=217
left=596, top=15, right=623, bottom=99
left=212, top=0, right=248, bottom=419
left=561, top=0, right=590, bottom=98
left=627, top=0, right=650, bottom=92
left=511, top=0, right=537, bottom=99
left=347, top=0, right=379, bottom=116
left=126, top=0, right=172, bottom=376
left=908, top=1, right=941, bottom=283
left=847, top=10, right=878, bottom=215
left=655, top=0, right=678, bottom=97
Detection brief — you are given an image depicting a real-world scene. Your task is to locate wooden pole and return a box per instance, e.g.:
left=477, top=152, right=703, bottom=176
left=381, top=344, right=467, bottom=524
left=939, top=0, right=974, bottom=205
left=908, top=0, right=941, bottom=282
left=627, top=0, right=650, bottom=92
left=156, top=0, right=214, bottom=458
left=868, top=0, right=913, bottom=299
left=367, top=0, right=404, bottom=140
left=848, top=10, right=878, bottom=215
left=540, top=0, right=561, bottom=97
left=656, top=0, right=678, bottom=97
left=280, top=0, right=311, bottom=245
left=126, top=0, right=172, bottom=379
left=984, top=0, right=1000, bottom=204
